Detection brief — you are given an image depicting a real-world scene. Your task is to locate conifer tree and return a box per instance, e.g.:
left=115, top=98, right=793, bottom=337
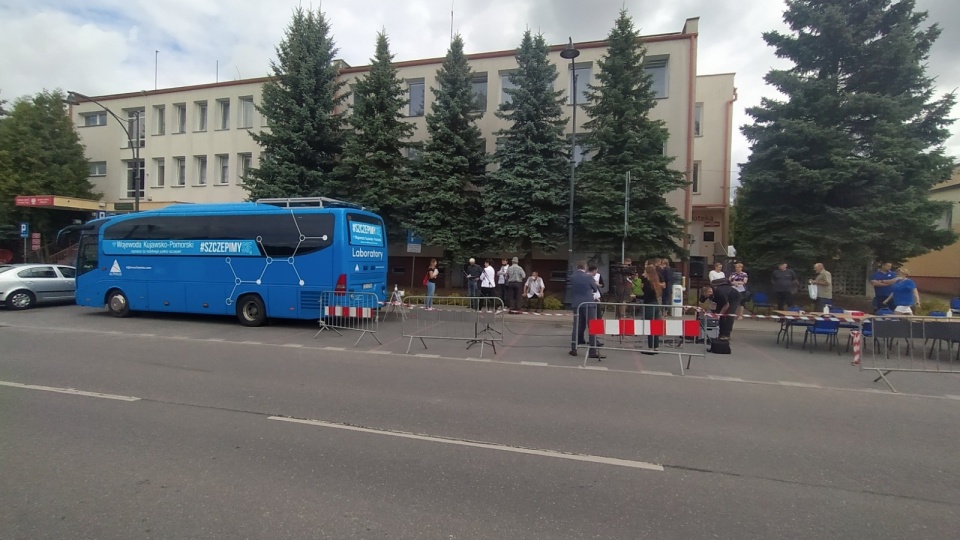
left=483, top=31, right=568, bottom=262
left=332, top=32, right=415, bottom=242
left=245, top=7, right=346, bottom=200
left=736, top=0, right=956, bottom=269
left=408, top=35, right=486, bottom=262
left=575, top=10, right=687, bottom=257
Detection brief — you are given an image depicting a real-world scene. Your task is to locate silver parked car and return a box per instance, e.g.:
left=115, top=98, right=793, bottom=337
left=0, top=264, right=76, bottom=310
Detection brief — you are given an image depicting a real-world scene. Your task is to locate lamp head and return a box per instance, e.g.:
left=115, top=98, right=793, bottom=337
left=560, top=38, right=580, bottom=60
left=64, top=91, right=80, bottom=106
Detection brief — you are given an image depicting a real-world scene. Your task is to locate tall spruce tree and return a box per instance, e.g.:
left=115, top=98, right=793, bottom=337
left=408, top=35, right=486, bottom=262
left=736, top=0, right=956, bottom=270
left=0, top=90, right=97, bottom=244
left=483, top=31, right=568, bottom=264
left=332, top=31, right=415, bottom=242
left=245, top=7, right=346, bottom=200
left=575, top=10, right=687, bottom=257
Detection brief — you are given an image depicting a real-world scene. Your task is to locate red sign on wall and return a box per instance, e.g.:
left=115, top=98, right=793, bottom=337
left=15, top=195, right=55, bottom=207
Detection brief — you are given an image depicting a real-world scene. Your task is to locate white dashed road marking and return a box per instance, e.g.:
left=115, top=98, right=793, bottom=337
left=0, top=380, right=140, bottom=402
left=269, top=416, right=664, bottom=471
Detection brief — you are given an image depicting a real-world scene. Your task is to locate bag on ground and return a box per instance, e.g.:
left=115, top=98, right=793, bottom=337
left=708, top=339, right=731, bottom=354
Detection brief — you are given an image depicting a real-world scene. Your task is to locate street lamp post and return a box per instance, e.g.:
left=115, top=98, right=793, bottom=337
left=560, top=38, right=580, bottom=305
left=66, top=91, right=141, bottom=212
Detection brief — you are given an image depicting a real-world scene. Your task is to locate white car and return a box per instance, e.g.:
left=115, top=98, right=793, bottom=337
left=0, top=264, right=76, bottom=310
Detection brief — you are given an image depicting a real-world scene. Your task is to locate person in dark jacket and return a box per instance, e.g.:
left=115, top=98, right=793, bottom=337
left=701, top=280, right=741, bottom=340
left=569, top=260, right=603, bottom=359
left=771, top=262, right=798, bottom=310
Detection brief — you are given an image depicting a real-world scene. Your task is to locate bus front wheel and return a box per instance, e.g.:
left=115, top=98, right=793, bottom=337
left=237, top=295, right=267, bottom=327
left=106, top=290, right=131, bottom=317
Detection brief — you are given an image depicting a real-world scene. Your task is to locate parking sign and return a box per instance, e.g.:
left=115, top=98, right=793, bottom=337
left=20, top=222, right=29, bottom=238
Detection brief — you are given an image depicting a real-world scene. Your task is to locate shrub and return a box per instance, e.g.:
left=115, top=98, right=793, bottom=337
left=917, top=299, right=949, bottom=316
left=543, top=295, right=564, bottom=311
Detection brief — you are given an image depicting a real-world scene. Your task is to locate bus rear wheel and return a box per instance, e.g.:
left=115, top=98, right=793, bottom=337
left=237, top=295, right=267, bottom=327
left=106, top=290, right=131, bottom=317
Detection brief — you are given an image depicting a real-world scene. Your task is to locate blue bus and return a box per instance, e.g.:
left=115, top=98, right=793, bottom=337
left=70, top=198, right=387, bottom=326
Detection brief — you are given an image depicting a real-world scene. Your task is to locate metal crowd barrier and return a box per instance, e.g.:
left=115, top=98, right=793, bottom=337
left=578, top=302, right=706, bottom=375
left=402, top=295, right=506, bottom=359
left=861, top=315, right=960, bottom=392
left=314, top=291, right=382, bottom=346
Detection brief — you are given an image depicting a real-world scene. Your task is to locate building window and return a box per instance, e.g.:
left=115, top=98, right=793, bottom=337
left=238, top=97, right=254, bottom=129
left=937, top=205, right=954, bottom=230
left=703, top=231, right=715, bottom=242
left=692, top=161, right=701, bottom=194
left=82, top=112, right=107, bottom=127
left=238, top=153, right=252, bottom=184
left=694, top=103, right=703, bottom=137
left=89, top=161, right=107, bottom=177
left=406, top=147, right=421, bottom=160
left=499, top=71, right=518, bottom=105
left=127, top=109, right=145, bottom=148
left=195, top=156, right=208, bottom=185
left=408, top=81, right=425, bottom=117
left=175, top=157, right=186, bottom=186
left=471, top=74, right=488, bottom=112
left=217, top=99, right=230, bottom=130
left=126, top=160, right=144, bottom=199
left=216, top=154, right=229, bottom=185
left=153, top=105, right=165, bottom=135
left=155, top=158, right=165, bottom=187
left=174, top=103, right=186, bottom=133
left=570, top=135, right=590, bottom=166
left=195, top=101, right=208, bottom=132
left=645, top=57, right=668, bottom=99
left=569, top=64, right=591, bottom=105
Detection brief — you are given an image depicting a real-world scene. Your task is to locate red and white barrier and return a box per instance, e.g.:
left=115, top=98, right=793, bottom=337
left=589, top=318, right=701, bottom=338
left=324, top=305, right=374, bottom=319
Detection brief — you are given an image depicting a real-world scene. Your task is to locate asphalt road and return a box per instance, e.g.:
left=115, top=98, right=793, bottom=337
left=1, top=305, right=959, bottom=539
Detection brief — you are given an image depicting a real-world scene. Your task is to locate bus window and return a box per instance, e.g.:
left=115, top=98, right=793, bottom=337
left=76, top=236, right=99, bottom=275
left=347, top=214, right=385, bottom=247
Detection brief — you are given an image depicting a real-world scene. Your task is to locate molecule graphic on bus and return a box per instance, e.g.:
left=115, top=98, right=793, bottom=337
left=223, top=210, right=329, bottom=306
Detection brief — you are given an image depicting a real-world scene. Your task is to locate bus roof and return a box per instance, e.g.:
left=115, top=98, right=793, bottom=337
left=106, top=201, right=378, bottom=219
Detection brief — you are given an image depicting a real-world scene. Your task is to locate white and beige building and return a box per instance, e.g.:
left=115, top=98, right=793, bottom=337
left=68, top=17, right=734, bottom=264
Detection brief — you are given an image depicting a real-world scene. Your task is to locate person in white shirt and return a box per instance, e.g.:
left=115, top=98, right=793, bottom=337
left=708, top=262, right=726, bottom=283
left=496, top=258, right=509, bottom=306
left=480, top=259, right=498, bottom=312
left=523, top=271, right=546, bottom=312
left=588, top=265, right=602, bottom=301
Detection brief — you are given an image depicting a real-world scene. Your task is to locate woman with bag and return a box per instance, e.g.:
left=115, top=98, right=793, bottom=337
left=639, top=264, right=664, bottom=354
left=424, top=259, right=439, bottom=310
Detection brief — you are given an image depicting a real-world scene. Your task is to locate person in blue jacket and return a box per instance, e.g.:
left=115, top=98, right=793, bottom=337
left=870, top=261, right=899, bottom=312
left=882, top=268, right=921, bottom=315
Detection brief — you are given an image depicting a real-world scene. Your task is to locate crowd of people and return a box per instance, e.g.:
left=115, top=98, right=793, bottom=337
left=422, top=256, right=550, bottom=314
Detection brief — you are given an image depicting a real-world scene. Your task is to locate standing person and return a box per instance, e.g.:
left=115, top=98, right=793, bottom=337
left=659, top=258, right=673, bottom=310
left=424, top=259, right=439, bottom=310
left=640, top=264, right=664, bottom=354
left=569, top=260, right=603, bottom=359
left=497, top=258, right=509, bottom=305
left=870, top=261, right=899, bottom=312
left=708, top=262, right=726, bottom=282
left=700, top=280, right=741, bottom=340
left=465, top=257, right=482, bottom=310
left=505, top=257, right=526, bottom=312
left=523, top=271, right=546, bottom=313
left=771, top=262, right=798, bottom=310
left=810, top=262, right=833, bottom=311
left=729, top=262, right=750, bottom=319
left=883, top=268, right=920, bottom=315
left=480, top=259, right=497, bottom=312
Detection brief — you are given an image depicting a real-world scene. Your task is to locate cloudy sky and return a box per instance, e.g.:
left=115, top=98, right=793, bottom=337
left=2, top=0, right=957, bottom=185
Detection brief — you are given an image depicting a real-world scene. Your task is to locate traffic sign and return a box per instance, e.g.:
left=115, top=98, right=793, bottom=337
left=20, top=222, right=29, bottom=238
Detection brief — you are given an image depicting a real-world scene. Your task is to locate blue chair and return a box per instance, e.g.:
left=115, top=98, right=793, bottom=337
left=876, top=308, right=894, bottom=316
left=928, top=311, right=947, bottom=317
left=950, top=297, right=960, bottom=316
left=829, top=307, right=845, bottom=314
left=779, top=306, right=813, bottom=348
left=751, top=291, right=774, bottom=315
left=845, top=319, right=877, bottom=353
left=802, top=319, right=841, bottom=354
